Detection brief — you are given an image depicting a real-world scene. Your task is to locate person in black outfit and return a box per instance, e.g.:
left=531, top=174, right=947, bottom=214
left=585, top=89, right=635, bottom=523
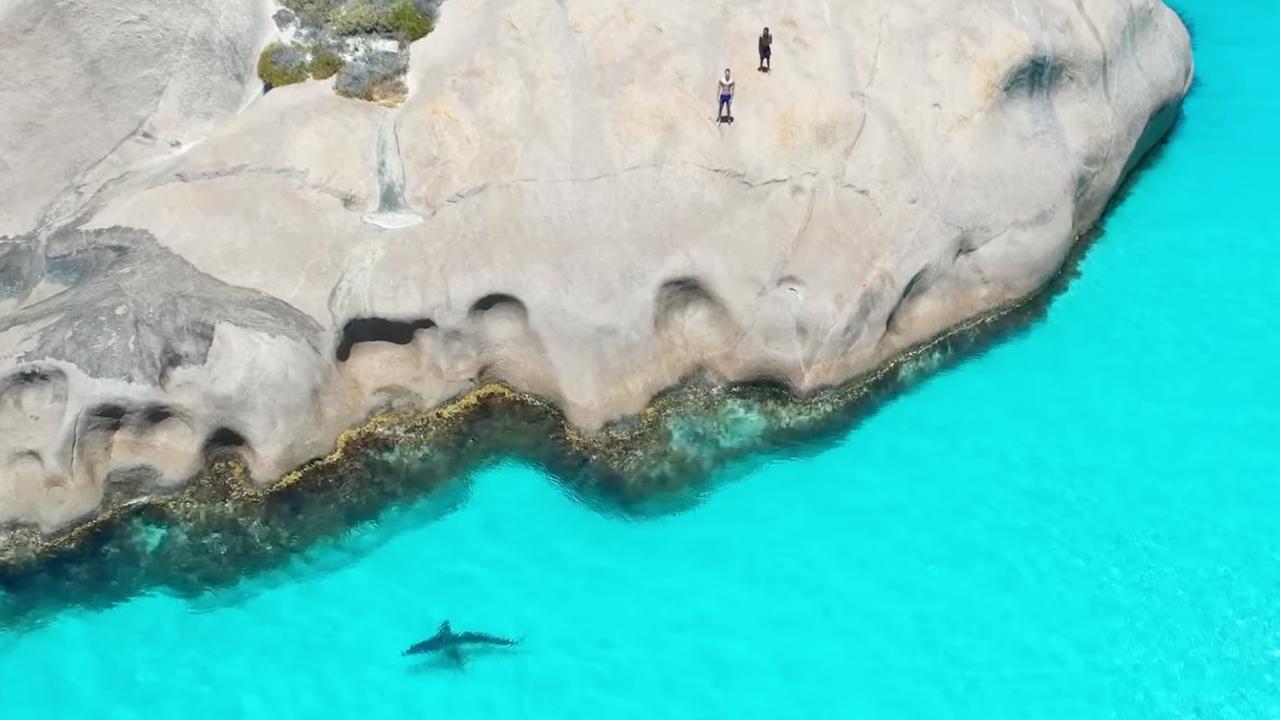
left=758, top=27, right=772, bottom=72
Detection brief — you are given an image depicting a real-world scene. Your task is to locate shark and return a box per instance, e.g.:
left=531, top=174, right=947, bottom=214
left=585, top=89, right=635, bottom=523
left=402, top=621, right=520, bottom=665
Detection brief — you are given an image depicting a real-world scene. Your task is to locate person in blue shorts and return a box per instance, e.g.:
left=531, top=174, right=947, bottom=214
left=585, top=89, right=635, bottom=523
left=717, top=68, right=735, bottom=122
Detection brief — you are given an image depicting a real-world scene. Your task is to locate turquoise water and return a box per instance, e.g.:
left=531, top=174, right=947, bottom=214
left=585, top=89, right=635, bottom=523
left=3, top=1, right=1278, bottom=717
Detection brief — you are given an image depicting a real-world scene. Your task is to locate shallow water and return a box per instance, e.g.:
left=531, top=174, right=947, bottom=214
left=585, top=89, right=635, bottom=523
left=2, top=0, right=1278, bottom=717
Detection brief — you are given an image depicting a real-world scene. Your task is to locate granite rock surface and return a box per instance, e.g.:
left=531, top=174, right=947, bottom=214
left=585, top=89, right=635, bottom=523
left=0, top=0, right=1193, bottom=532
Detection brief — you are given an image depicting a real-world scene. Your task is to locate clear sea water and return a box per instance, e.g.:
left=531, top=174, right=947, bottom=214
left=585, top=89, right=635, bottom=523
left=2, top=1, right=1277, bottom=717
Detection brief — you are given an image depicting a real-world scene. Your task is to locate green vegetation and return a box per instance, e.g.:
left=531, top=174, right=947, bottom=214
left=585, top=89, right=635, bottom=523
left=332, top=0, right=432, bottom=41
left=257, top=42, right=310, bottom=88
left=261, top=0, right=433, bottom=101
left=258, top=42, right=346, bottom=89
left=331, top=2, right=382, bottom=35
left=386, top=1, right=432, bottom=41
left=334, top=50, right=408, bottom=102
left=309, top=46, right=345, bottom=79
left=280, top=0, right=343, bottom=25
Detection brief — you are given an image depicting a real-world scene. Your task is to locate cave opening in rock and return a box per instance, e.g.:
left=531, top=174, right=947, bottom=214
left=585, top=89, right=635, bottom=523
left=336, top=317, right=437, bottom=361
left=205, top=427, right=247, bottom=450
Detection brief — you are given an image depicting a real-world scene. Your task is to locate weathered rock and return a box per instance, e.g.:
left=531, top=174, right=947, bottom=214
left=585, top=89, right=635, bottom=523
left=0, top=0, right=1192, bottom=534
left=0, top=0, right=272, bottom=236
left=274, top=7, right=297, bottom=30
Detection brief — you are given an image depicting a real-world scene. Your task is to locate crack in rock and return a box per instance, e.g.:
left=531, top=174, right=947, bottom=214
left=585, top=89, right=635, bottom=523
left=160, top=165, right=359, bottom=207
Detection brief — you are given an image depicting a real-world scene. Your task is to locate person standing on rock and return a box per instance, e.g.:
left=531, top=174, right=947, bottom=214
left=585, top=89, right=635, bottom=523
left=758, top=28, right=772, bottom=72
left=717, top=68, right=735, bottom=123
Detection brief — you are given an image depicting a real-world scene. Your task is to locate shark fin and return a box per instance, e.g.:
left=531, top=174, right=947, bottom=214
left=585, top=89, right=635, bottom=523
left=438, top=620, right=452, bottom=634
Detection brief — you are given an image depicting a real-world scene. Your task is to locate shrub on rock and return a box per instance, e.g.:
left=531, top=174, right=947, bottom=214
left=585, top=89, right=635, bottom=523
left=387, top=1, right=432, bottom=41
left=261, top=0, right=432, bottom=100
left=310, top=46, right=345, bottom=80
left=332, top=2, right=384, bottom=35
left=257, top=42, right=310, bottom=89
left=335, top=49, right=409, bottom=102
left=332, top=0, right=432, bottom=42
left=281, top=0, right=343, bottom=26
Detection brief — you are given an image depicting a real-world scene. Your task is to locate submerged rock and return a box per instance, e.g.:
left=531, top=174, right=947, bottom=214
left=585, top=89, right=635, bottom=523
left=0, top=0, right=1192, bottom=540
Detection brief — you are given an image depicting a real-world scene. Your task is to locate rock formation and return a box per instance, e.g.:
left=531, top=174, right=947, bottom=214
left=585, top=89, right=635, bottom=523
left=0, top=0, right=1192, bottom=535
